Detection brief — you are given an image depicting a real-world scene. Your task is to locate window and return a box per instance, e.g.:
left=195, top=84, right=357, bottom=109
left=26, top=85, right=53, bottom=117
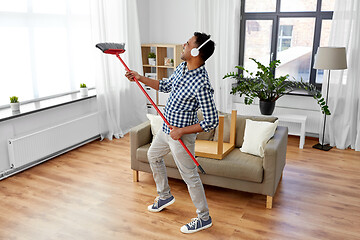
left=278, top=25, right=293, bottom=51
left=0, top=0, right=95, bottom=106
left=240, top=0, right=335, bottom=87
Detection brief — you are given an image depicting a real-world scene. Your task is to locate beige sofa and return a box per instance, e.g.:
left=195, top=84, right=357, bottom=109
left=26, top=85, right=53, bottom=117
left=130, top=114, right=288, bottom=209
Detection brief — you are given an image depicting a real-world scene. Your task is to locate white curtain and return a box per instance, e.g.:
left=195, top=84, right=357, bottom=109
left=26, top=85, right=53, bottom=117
left=90, top=0, right=147, bottom=140
left=323, top=0, right=360, bottom=150
left=195, top=0, right=241, bottom=113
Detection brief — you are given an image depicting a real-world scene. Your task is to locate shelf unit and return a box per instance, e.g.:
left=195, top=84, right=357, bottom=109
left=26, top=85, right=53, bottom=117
left=141, top=43, right=183, bottom=114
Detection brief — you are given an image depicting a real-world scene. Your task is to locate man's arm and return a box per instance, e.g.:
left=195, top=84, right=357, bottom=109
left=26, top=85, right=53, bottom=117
left=125, top=71, right=159, bottom=90
left=169, top=124, right=203, bottom=140
left=196, top=85, right=219, bottom=132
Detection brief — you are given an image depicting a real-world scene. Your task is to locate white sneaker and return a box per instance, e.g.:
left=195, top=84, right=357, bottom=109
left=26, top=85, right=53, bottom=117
left=180, top=216, right=212, bottom=234
left=147, top=196, right=175, bottom=212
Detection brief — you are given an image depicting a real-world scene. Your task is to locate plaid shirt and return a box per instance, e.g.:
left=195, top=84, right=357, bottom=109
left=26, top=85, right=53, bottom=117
left=159, top=62, right=218, bottom=134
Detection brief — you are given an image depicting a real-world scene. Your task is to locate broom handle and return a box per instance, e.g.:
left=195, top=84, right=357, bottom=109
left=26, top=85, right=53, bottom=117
left=115, top=54, right=205, bottom=174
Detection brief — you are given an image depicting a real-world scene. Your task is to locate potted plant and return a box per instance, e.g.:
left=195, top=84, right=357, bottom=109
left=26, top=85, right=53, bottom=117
left=223, top=58, right=330, bottom=116
left=148, top=52, right=156, bottom=66
left=9, top=96, right=20, bottom=112
left=80, top=83, right=88, bottom=97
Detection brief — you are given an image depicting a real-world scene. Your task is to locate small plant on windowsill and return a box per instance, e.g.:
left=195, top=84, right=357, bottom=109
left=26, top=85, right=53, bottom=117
left=9, top=96, right=20, bottom=112
left=148, top=52, right=156, bottom=66
left=80, top=83, right=88, bottom=97
left=223, top=58, right=330, bottom=116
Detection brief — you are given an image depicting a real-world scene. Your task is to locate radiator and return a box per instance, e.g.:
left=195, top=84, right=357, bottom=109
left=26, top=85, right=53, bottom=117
left=7, top=113, right=99, bottom=168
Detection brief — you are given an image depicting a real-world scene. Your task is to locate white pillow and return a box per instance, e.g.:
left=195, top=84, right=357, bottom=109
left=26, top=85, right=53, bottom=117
left=240, top=119, right=279, bottom=157
left=146, top=114, right=163, bottom=137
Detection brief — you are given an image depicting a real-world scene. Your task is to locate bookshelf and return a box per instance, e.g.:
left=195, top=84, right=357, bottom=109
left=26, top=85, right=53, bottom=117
left=141, top=43, right=183, bottom=114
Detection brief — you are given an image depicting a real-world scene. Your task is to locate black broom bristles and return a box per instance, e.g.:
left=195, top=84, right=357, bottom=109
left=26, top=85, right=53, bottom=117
left=96, top=42, right=125, bottom=53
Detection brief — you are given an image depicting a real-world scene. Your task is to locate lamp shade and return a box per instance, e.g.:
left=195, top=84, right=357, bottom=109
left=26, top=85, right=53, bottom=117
left=313, top=47, right=347, bottom=70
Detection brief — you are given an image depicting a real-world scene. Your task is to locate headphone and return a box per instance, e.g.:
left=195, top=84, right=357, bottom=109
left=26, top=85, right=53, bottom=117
left=191, top=38, right=211, bottom=57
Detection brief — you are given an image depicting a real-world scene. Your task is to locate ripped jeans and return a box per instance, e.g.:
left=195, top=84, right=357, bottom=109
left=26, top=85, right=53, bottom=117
left=147, top=129, right=210, bottom=221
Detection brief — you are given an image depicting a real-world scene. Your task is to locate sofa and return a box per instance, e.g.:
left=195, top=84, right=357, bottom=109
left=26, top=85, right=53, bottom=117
left=130, top=114, right=288, bottom=209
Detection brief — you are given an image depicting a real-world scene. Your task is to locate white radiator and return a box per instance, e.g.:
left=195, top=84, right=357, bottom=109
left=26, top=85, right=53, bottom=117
left=7, top=113, right=99, bottom=168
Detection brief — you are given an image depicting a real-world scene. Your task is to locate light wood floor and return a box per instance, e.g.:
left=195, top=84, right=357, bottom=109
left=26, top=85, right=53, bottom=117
left=1, top=135, right=360, bottom=240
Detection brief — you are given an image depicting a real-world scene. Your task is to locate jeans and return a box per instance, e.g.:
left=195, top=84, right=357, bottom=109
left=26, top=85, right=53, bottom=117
left=147, top=129, right=210, bottom=221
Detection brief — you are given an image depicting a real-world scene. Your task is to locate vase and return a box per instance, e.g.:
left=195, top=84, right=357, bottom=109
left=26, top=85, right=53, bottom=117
left=10, top=102, right=20, bottom=112
left=80, top=87, right=88, bottom=97
left=148, top=58, right=156, bottom=66
left=259, top=100, right=275, bottom=115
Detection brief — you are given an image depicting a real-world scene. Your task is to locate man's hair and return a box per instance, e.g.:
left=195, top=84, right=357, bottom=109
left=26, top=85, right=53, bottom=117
left=193, top=32, right=215, bottom=62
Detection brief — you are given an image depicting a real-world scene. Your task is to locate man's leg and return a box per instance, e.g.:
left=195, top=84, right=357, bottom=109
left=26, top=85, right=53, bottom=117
left=168, top=133, right=210, bottom=221
left=147, top=130, right=172, bottom=200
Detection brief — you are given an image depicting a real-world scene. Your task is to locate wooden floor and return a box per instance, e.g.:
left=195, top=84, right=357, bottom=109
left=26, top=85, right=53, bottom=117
left=1, top=135, right=360, bottom=240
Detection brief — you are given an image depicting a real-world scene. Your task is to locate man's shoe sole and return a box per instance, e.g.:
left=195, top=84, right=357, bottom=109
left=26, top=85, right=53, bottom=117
left=147, top=198, right=175, bottom=212
left=180, top=222, right=213, bottom=233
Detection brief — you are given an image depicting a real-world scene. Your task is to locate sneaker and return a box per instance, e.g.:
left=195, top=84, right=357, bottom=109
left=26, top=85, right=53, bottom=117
left=147, top=196, right=175, bottom=212
left=180, top=216, right=212, bottom=233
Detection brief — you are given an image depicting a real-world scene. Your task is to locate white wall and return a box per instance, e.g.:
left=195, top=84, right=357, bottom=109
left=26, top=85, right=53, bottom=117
left=136, top=0, right=322, bottom=136
left=137, top=0, right=197, bottom=44
left=137, top=0, right=150, bottom=44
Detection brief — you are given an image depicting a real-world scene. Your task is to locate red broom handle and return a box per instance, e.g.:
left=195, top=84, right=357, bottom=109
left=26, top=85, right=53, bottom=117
left=115, top=54, right=205, bottom=174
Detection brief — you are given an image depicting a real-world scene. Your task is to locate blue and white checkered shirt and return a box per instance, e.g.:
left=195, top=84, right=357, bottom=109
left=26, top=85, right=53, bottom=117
left=159, top=62, right=218, bottom=134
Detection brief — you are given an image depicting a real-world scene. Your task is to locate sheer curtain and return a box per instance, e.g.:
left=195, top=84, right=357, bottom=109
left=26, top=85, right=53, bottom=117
left=323, top=0, right=360, bottom=150
left=90, top=0, right=147, bottom=140
left=195, top=0, right=241, bottom=113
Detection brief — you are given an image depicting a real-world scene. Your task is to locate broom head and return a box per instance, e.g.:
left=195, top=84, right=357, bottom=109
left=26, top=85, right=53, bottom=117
left=96, top=42, right=125, bottom=55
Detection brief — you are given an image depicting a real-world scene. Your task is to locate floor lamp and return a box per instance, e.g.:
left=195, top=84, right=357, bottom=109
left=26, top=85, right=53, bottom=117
left=312, top=47, right=347, bottom=151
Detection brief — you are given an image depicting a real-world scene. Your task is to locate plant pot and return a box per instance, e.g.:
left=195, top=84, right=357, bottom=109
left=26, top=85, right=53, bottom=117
left=259, top=100, right=275, bottom=115
left=148, top=58, right=156, bottom=66
left=80, top=87, right=88, bottom=97
left=10, top=102, right=20, bottom=112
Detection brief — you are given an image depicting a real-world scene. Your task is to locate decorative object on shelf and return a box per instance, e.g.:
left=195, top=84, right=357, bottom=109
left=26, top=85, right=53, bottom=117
left=312, top=47, right=347, bottom=151
left=9, top=96, right=20, bottom=112
left=223, top=58, right=330, bottom=116
left=80, top=83, right=88, bottom=97
left=145, top=73, right=157, bottom=80
left=148, top=52, right=156, bottom=66
left=164, top=57, right=174, bottom=66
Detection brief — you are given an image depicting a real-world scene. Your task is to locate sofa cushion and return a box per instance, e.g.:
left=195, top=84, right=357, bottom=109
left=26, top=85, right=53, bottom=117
left=137, top=144, right=178, bottom=169
left=235, top=115, right=278, bottom=148
left=196, top=149, right=263, bottom=183
left=240, top=119, right=278, bottom=157
left=137, top=144, right=263, bottom=183
left=213, top=112, right=231, bottom=142
left=146, top=114, right=162, bottom=137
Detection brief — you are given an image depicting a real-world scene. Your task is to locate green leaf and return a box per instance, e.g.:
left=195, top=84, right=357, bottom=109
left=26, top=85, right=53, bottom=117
left=224, top=57, right=331, bottom=115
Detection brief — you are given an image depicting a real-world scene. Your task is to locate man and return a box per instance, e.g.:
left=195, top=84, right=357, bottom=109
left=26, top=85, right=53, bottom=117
left=125, top=32, right=218, bottom=234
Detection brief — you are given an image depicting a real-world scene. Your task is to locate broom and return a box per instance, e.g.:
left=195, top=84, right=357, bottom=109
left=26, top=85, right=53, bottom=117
left=96, top=42, right=206, bottom=174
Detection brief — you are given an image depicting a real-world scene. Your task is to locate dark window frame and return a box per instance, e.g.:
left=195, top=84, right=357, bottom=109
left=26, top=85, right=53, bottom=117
left=239, top=0, right=333, bottom=90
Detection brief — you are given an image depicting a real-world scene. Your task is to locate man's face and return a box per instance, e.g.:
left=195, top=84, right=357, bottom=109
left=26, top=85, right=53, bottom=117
left=181, top=36, right=198, bottom=61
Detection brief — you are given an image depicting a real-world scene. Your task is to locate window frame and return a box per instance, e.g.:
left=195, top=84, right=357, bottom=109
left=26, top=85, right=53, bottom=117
left=239, top=0, right=333, bottom=89
left=278, top=25, right=293, bottom=51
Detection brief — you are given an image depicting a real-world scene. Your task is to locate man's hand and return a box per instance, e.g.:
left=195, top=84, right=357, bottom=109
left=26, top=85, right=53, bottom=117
left=125, top=70, right=141, bottom=82
left=169, top=125, right=184, bottom=140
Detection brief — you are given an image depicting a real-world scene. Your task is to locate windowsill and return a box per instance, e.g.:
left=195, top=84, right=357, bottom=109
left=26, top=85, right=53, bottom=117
left=0, top=89, right=97, bottom=123
left=285, top=88, right=314, bottom=97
